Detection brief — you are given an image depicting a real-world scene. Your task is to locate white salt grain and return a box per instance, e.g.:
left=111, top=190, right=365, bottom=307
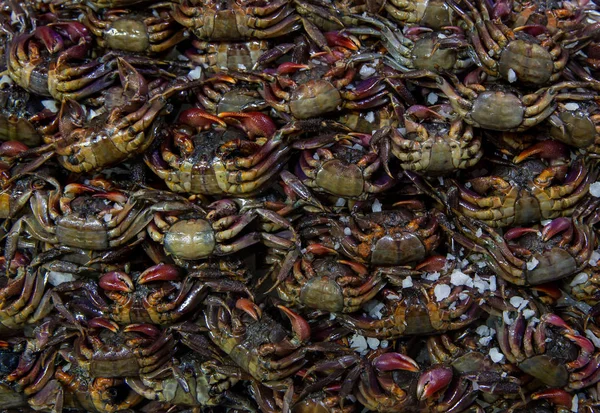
left=48, top=271, right=76, bottom=286
left=0, top=75, right=13, bottom=86
left=365, top=112, right=375, bottom=122
left=571, top=272, right=589, bottom=287
left=366, top=337, right=380, bottom=350
left=434, top=284, right=451, bottom=301
left=572, top=394, right=578, bottom=412
left=349, top=334, right=368, bottom=355
left=507, top=68, right=517, bottom=83
left=589, top=182, right=600, bottom=197
left=427, top=92, right=438, bottom=105
left=509, top=296, right=528, bottom=311
left=475, top=228, right=483, bottom=238
left=450, top=269, right=472, bottom=287
left=335, top=198, right=346, bottom=207
left=402, top=276, right=413, bottom=288
left=372, top=199, right=382, bottom=212
left=42, top=100, right=59, bottom=113
left=187, top=66, right=202, bottom=80
left=589, top=250, right=600, bottom=266
left=523, top=309, right=536, bottom=320
left=564, top=102, right=580, bottom=111
left=489, top=347, right=504, bottom=363
left=344, top=227, right=352, bottom=236
left=526, top=257, right=539, bottom=270
left=359, top=64, right=376, bottom=78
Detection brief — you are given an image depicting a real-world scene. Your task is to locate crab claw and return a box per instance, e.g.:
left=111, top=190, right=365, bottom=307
left=93, top=192, right=127, bottom=203
left=35, top=26, right=64, bottom=53
left=531, top=388, right=573, bottom=407
left=338, top=260, right=368, bottom=276
left=0, top=141, right=29, bottom=157
left=305, top=244, right=338, bottom=255
left=415, top=255, right=447, bottom=272
left=123, top=323, right=161, bottom=338
left=88, top=318, right=119, bottom=333
left=513, top=141, right=568, bottom=163
left=325, top=31, right=360, bottom=50
left=138, top=263, right=181, bottom=284
left=406, top=105, right=445, bottom=120
left=373, top=353, right=419, bottom=373
left=277, top=305, right=311, bottom=342
left=236, top=298, right=262, bottom=321
left=218, top=111, right=277, bottom=138
left=541, top=218, right=572, bottom=241
left=99, top=271, right=134, bottom=293
left=276, top=62, right=310, bottom=75
left=503, top=227, right=539, bottom=241
left=178, top=108, right=226, bottom=129
left=417, top=365, right=453, bottom=400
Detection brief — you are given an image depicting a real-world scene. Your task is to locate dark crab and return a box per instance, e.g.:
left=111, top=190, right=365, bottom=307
left=186, top=40, right=270, bottom=73
left=81, top=5, right=188, bottom=54
left=373, top=104, right=482, bottom=176
left=452, top=140, right=594, bottom=227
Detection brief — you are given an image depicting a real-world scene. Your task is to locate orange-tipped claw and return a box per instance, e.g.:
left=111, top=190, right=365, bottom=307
left=88, top=318, right=119, bottom=333
left=415, top=255, right=447, bottom=272
left=531, top=283, right=562, bottom=300
left=277, top=305, right=311, bottom=342
left=531, top=388, right=573, bottom=407
left=305, top=244, right=338, bottom=255
left=178, top=108, right=226, bottom=129
left=503, top=227, right=539, bottom=241
left=338, top=260, right=368, bottom=276
left=276, top=62, right=310, bottom=75
left=99, top=271, right=134, bottom=292
left=541, top=217, right=572, bottom=242
left=325, top=31, right=360, bottom=50
left=123, top=323, right=160, bottom=337
left=417, top=366, right=453, bottom=400
left=373, top=353, right=420, bottom=373
left=514, top=140, right=568, bottom=163
left=138, top=263, right=181, bottom=284
left=392, top=199, right=425, bottom=210
left=218, top=111, right=277, bottom=138
left=93, top=191, right=127, bottom=204
left=565, top=333, right=595, bottom=353
left=236, top=298, right=262, bottom=321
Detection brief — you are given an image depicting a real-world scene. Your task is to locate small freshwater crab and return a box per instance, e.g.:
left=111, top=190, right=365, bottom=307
left=496, top=312, right=600, bottom=390
left=382, top=0, right=453, bottom=28
left=30, top=58, right=199, bottom=173
left=145, top=108, right=295, bottom=197
left=186, top=40, right=270, bottom=73
left=338, top=262, right=481, bottom=339
left=293, top=132, right=396, bottom=200
left=545, top=95, right=600, bottom=155
left=400, top=69, right=597, bottom=131
left=446, top=0, right=571, bottom=85
left=299, top=203, right=441, bottom=266
left=447, top=214, right=596, bottom=285
left=81, top=5, right=188, bottom=54
left=373, top=104, right=482, bottom=176
left=171, top=0, right=302, bottom=41
left=451, top=140, right=594, bottom=227
left=7, top=20, right=95, bottom=97
left=146, top=196, right=294, bottom=262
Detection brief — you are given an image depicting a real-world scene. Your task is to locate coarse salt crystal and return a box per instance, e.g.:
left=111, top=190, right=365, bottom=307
left=489, top=347, right=504, bottom=363
left=564, top=102, right=580, bottom=111
left=585, top=329, right=600, bottom=348
left=423, top=272, right=440, bottom=281
left=0, top=75, right=12, bottom=86
left=590, top=182, right=600, bottom=197
left=541, top=219, right=552, bottom=226
left=526, top=257, right=539, bottom=270
left=450, top=269, right=472, bottom=287
left=402, top=276, right=413, bottom=288
left=48, top=271, right=76, bottom=286
left=335, top=198, right=346, bottom=207
left=349, top=334, right=368, bottom=354
left=364, top=300, right=385, bottom=319
left=479, top=336, right=494, bottom=346
left=571, top=272, right=589, bottom=287
left=380, top=340, right=389, bottom=348
left=446, top=253, right=456, bottom=261
left=523, top=309, right=536, bottom=319
left=366, top=337, right=380, bottom=350
left=344, top=227, right=352, bottom=236
left=572, top=394, right=578, bottom=412
left=397, top=127, right=406, bottom=135
left=476, top=325, right=490, bottom=336
left=427, top=92, right=438, bottom=105
left=458, top=292, right=469, bottom=301
left=507, top=68, right=517, bottom=83
left=42, top=100, right=59, bottom=112
left=313, top=152, right=320, bottom=160
left=237, top=63, right=247, bottom=70
left=177, top=54, right=190, bottom=61
left=489, top=276, right=497, bottom=292
left=372, top=199, right=382, bottom=212
left=359, top=64, right=376, bottom=78
left=103, top=213, right=113, bottom=222
left=589, top=250, right=600, bottom=266
left=509, top=296, right=528, bottom=311
left=503, top=311, right=514, bottom=325
left=187, top=66, right=202, bottom=80
left=365, top=112, right=375, bottom=122
left=434, top=284, right=451, bottom=301
left=475, top=228, right=483, bottom=238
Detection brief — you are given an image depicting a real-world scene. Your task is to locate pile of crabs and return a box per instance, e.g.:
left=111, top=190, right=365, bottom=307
left=1, top=0, right=600, bottom=411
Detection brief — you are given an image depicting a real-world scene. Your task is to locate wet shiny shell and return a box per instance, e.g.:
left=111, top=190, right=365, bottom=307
left=300, top=277, right=344, bottom=312
left=549, top=110, right=596, bottom=148
left=412, top=36, right=457, bottom=71
left=105, top=19, right=150, bottom=53
left=470, top=91, right=524, bottom=130
left=164, top=219, right=216, bottom=260
left=498, top=40, right=554, bottom=85
left=290, top=80, right=342, bottom=119
left=56, top=216, right=110, bottom=250
left=371, top=234, right=427, bottom=265
left=315, top=159, right=364, bottom=198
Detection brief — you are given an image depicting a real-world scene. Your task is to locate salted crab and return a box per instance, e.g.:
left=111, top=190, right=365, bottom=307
left=193, top=71, right=268, bottom=114
left=146, top=196, right=294, bottom=262
left=373, top=104, right=482, bottom=176
left=145, top=108, right=296, bottom=197
left=347, top=14, right=473, bottom=73
left=273, top=244, right=391, bottom=313
left=452, top=140, right=594, bottom=227
left=30, top=58, right=199, bottom=173
left=7, top=21, right=95, bottom=97
left=564, top=266, right=600, bottom=307
left=293, top=132, right=396, bottom=200
left=447, top=214, right=596, bottom=285
left=338, top=265, right=481, bottom=339
left=4, top=177, right=190, bottom=262
left=81, top=5, right=188, bottom=54
left=446, top=0, right=570, bottom=85
left=546, top=95, right=600, bottom=155
left=400, top=69, right=597, bottom=131
left=171, top=0, right=302, bottom=41
left=381, top=0, right=453, bottom=28
left=299, top=203, right=441, bottom=265
left=186, top=40, right=270, bottom=73
left=495, top=312, right=600, bottom=389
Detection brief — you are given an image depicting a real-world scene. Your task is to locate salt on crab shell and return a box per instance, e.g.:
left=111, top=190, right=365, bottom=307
left=359, top=64, right=376, bottom=78
left=589, top=250, right=600, bottom=266
left=488, top=347, right=504, bottom=363
left=48, top=271, right=77, bottom=286
left=349, top=334, right=369, bottom=355
left=187, top=66, right=202, bottom=80
left=570, top=272, right=589, bottom=287
left=509, top=296, right=529, bottom=311
left=589, top=182, right=600, bottom=197
left=0, top=75, right=13, bottom=86
left=42, top=100, right=59, bottom=113
left=372, top=199, right=382, bottom=212
left=402, top=276, right=413, bottom=288
left=364, top=112, right=375, bottom=122
left=526, top=257, right=539, bottom=270
left=507, top=68, right=517, bottom=83
left=434, top=284, right=451, bottom=302
left=564, top=102, right=580, bottom=111
left=366, top=337, right=380, bottom=350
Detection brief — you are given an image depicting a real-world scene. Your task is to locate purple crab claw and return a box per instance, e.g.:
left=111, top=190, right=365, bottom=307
left=541, top=218, right=573, bottom=242
left=236, top=298, right=262, bottom=321
left=88, top=317, right=119, bottom=333
left=123, top=323, right=161, bottom=338
left=513, top=141, right=568, bottom=163
left=278, top=305, right=311, bottom=342
left=99, top=271, right=134, bottom=293
left=503, top=226, right=539, bottom=241
left=531, top=388, right=573, bottom=407
left=417, top=365, right=453, bottom=400
left=373, top=353, right=419, bottom=373
left=138, top=263, right=182, bottom=284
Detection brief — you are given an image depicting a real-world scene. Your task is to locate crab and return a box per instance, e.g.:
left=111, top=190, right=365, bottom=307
left=186, top=40, right=270, bottom=73
left=452, top=140, right=594, bottom=227
left=373, top=104, right=482, bottom=176
left=400, top=69, right=597, bottom=132
left=293, top=132, right=396, bottom=200
left=171, top=0, right=302, bottom=41
left=382, top=0, right=454, bottom=28
left=446, top=0, right=571, bottom=85
left=299, top=203, right=441, bottom=266
left=338, top=262, right=481, bottom=339
left=4, top=177, right=190, bottom=263
left=192, top=71, right=268, bottom=114
left=145, top=108, right=296, bottom=197
left=273, top=244, right=389, bottom=313
left=81, top=5, right=188, bottom=54
left=495, top=312, right=600, bottom=390
left=7, top=21, right=95, bottom=97
left=447, top=214, right=596, bottom=285
left=546, top=95, right=600, bottom=155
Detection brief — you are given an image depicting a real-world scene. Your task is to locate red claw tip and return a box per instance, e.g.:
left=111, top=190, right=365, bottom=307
left=236, top=298, right=262, bottom=321
left=415, top=255, right=447, bottom=272
left=531, top=388, right=573, bottom=407
left=99, top=271, right=134, bottom=292
left=277, top=305, right=311, bottom=342
left=514, top=140, right=568, bottom=164
left=123, top=323, right=160, bottom=337
left=541, top=218, right=572, bottom=241
left=503, top=227, right=539, bottom=241
left=373, top=353, right=420, bottom=373
left=88, top=318, right=119, bottom=333
left=138, top=263, right=181, bottom=284
left=416, top=366, right=453, bottom=400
